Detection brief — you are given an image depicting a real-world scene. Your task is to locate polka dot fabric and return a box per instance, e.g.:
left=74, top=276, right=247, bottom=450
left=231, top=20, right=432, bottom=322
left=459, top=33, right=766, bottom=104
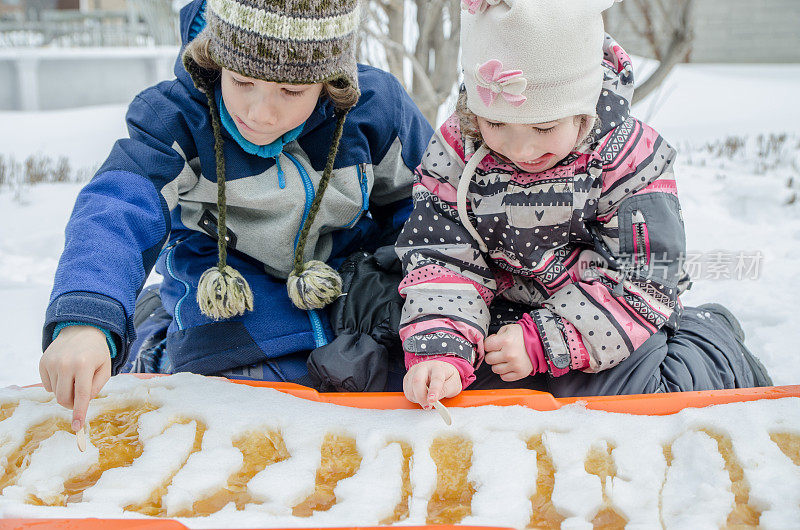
left=396, top=37, right=686, bottom=383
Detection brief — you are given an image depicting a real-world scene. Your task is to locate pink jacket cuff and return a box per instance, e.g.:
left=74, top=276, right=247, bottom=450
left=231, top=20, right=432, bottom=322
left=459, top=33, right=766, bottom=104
left=405, top=352, right=476, bottom=390
left=518, top=314, right=548, bottom=375
left=518, top=314, right=571, bottom=377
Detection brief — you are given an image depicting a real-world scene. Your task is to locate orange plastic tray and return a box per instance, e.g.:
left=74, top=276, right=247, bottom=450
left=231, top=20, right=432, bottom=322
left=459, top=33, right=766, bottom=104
left=236, top=379, right=800, bottom=416
left=3, top=379, right=798, bottom=530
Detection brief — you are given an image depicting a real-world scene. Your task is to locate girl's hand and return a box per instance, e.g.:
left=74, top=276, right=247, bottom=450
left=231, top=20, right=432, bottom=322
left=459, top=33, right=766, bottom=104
left=39, top=325, right=111, bottom=433
left=483, top=324, right=532, bottom=381
left=403, top=360, right=462, bottom=408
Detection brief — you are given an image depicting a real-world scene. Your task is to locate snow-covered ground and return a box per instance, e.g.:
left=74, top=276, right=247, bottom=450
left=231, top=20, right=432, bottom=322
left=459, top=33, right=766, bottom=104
left=1, top=62, right=798, bottom=388
left=0, top=373, right=798, bottom=527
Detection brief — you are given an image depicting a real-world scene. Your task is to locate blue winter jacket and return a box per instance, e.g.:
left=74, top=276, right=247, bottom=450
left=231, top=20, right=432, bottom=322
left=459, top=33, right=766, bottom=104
left=43, top=0, right=433, bottom=377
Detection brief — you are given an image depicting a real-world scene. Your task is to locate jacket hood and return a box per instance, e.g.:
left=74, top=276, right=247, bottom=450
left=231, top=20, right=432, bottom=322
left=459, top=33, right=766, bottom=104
left=174, top=0, right=207, bottom=101
left=591, top=34, right=635, bottom=141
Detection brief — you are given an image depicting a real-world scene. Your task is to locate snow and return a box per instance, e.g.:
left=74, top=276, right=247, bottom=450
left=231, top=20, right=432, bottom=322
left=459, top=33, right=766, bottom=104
left=635, top=63, right=800, bottom=144
left=0, top=374, right=797, bottom=527
left=661, top=431, right=732, bottom=529
left=5, top=430, right=100, bottom=505
left=462, top=432, right=537, bottom=527
left=0, top=60, right=799, bottom=526
left=0, top=105, right=128, bottom=171
left=85, top=420, right=197, bottom=507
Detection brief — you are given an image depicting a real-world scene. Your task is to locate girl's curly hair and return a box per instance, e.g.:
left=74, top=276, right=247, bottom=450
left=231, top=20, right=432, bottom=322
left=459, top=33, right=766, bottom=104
left=454, top=90, right=599, bottom=150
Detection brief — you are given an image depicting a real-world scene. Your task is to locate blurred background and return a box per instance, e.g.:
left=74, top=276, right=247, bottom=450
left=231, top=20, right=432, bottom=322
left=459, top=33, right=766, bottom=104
left=0, top=0, right=798, bottom=116
left=1, top=0, right=799, bottom=388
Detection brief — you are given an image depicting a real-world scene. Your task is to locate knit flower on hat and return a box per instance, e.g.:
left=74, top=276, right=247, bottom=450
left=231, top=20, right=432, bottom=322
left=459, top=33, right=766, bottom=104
left=461, top=0, right=504, bottom=15
left=474, top=59, right=528, bottom=107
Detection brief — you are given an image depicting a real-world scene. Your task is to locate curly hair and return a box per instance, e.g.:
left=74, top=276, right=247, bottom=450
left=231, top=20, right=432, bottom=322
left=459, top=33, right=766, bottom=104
left=454, top=90, right=598, bottom=150
left=183, top=30, right=360, bottom=111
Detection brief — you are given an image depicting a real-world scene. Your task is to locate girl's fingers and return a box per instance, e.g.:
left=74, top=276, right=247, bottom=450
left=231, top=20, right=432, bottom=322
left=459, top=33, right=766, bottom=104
left=484, top=349, right=506, bottom=365
left=491, top=362, right=512, bottom=375
left=402, top=372, right=413, bottom=401
left=483, top=333, right=502, bottom=352
left=427, top=366, right=446, bottom=405
left=443, top=372, right=462, bottom=398
left=500, top=370, right=524, bottom=382
left=409, top=368, right=431, bottom=406
left=405, top=362, right=463, bottom=407
left=402, top=372, right=419, bottom=404
left=415, top=378, right=431, bottom=408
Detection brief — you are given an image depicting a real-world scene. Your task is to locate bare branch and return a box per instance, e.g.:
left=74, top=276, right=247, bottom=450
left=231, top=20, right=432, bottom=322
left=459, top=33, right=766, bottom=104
left=362, top=25, right=439, bottom=109
left=654, top=0, right=674, bottom=31
left=634, top=0, right=662, bottom=60
left=359, top=0, right=462, bottom=123
left=632, top=1, right=694, bottom=104
left=418, top=0, right=445, bottom=52
left=385, top=1, right=405, bottom=77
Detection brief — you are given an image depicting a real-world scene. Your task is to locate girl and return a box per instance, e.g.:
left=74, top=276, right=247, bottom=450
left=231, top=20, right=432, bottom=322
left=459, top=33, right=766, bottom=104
left=40, top=0, right=432, bottom=432
left=397, top=0, right=771, bottom=407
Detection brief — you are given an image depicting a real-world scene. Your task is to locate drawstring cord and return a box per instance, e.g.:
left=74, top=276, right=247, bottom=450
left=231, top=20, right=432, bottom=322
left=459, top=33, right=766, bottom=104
left=275, top=154, right=285, bottom=189
left=456, top=143, right=490, bottom=253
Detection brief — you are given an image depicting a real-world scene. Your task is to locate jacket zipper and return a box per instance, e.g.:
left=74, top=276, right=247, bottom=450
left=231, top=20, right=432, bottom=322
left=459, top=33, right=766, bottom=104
left=337, top=163, right=369, bottom=229
left=282, top=151, right=329, bottom=348
left=632, top=209, right=650, bottom=266
left=359, top=163, right=369, bottom=210
left=161, top=240, right=189, bottom=330
left=283, top=151, right=315, bottom=249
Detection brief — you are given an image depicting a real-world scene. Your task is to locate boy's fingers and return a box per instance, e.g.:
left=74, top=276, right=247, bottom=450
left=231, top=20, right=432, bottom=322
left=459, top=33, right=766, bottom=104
left=39, top=362, right=53, bottom=393
left=90, top=365, right=109, bottom=399
left=72, top=370, right=92, bottom=432
left=54, top=374, right=75, bottom=410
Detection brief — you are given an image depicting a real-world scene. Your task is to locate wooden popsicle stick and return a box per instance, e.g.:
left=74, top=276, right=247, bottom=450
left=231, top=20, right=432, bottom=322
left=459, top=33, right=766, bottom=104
left=76, top=425, right=86, bottom=452
left=432, top=400, right=452, bottom=426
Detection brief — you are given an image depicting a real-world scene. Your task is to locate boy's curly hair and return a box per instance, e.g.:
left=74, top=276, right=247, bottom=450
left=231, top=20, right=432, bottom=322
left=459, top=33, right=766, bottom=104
left=454, top=90, right=599, bottom=150
left=183, top=31, right=360, bottom=111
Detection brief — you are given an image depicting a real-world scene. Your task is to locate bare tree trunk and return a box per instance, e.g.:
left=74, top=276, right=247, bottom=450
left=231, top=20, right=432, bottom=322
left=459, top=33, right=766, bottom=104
left=613, top=0, right=695, bottom=104
left=632, top=28, right=692, bottom=104
left=383, top=0, right=405, bottom=81
left=361, top=0, right=461, bottom=124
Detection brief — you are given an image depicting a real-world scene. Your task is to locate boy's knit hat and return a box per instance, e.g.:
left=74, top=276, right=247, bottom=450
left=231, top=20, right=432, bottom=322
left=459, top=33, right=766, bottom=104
left=461, top=0, right=620, bottom=124
left=206, top=0, right=360, bottom=91
left=184, top=0, right=361, bottom=320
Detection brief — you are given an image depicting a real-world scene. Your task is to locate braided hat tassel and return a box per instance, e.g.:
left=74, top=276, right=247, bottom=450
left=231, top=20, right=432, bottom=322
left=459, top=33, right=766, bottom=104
left=187, top=57, right=254, bottom=320
left=286, top=110, right=348, bottom=310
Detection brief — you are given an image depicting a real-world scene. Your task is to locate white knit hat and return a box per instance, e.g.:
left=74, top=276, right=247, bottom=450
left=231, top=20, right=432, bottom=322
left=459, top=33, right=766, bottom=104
left=461, top=0, right=621, bottom=124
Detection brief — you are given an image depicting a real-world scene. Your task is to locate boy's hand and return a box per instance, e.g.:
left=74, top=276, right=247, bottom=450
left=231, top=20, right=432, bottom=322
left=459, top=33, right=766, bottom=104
left=483, top=324, right=532, bottom=382
left=39, top=325, right=111, bottom=433
left=403, top=360, right=462, bottom=408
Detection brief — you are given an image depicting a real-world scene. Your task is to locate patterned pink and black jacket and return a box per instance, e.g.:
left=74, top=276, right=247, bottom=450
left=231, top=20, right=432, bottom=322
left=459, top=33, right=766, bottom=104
left=396, top=37, right=691, bottom=388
